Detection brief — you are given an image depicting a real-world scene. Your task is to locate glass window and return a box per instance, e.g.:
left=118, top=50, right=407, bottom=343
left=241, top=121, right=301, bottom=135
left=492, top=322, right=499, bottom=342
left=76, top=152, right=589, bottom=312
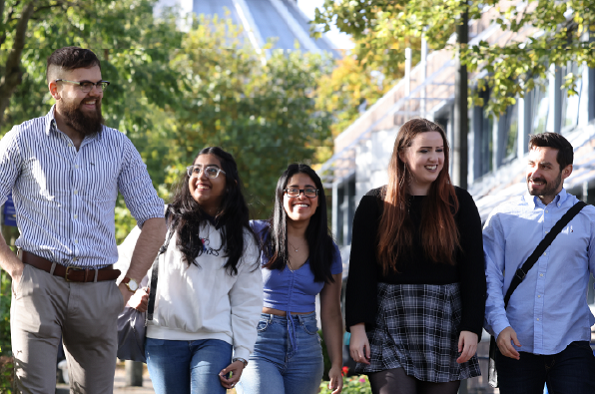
left=531, top=81, right=549, bottom=134
left=503, top=103, right=518, bottom=163
left=561, top=61, right=586, bottom=132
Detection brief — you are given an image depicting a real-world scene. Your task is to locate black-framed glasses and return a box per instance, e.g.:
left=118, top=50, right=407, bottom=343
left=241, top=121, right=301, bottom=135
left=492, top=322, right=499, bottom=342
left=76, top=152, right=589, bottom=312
left=186, top=164, right=226, bottom=179
left=55, top=79, right=110, bottom=93
left=284, top=188, right=319, bottom=198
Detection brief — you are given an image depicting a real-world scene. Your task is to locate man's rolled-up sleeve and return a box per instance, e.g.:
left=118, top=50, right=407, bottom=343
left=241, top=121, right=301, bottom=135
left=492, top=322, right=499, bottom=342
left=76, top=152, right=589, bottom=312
left=483, top=212, right=511, bottom=338
left=117, top=137, right=164, bottom=227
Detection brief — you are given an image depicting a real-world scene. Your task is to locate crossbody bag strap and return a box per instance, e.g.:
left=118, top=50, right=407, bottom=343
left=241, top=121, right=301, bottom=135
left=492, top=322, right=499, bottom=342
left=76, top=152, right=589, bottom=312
left=147, top=207, right=175, bottom=321
left=503, top=200, right=586, bottom=309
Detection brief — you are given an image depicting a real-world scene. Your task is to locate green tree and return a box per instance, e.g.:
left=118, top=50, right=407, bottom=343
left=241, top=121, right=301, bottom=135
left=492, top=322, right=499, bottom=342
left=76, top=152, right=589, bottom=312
left=313, top=0, right=595, bottom=116
left=158, top=14, right=335, bottom=219
left=0, top=0, right=185, bottom=133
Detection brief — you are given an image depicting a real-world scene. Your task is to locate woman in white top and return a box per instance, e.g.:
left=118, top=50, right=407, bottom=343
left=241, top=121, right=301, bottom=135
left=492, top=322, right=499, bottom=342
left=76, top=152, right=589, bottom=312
left=127, top=146, right=262, bottom=394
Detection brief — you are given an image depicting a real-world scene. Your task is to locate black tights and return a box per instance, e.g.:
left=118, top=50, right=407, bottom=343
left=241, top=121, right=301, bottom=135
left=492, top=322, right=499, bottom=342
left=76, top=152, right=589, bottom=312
left=368, top=368, right=461, bottom=394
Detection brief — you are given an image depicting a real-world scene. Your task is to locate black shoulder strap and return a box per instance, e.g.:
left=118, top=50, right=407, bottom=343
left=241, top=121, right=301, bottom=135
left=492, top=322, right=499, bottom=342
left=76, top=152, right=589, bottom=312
left=503, top=200, right=587, bottom=308
left=147, top=207, right=174, bottom=321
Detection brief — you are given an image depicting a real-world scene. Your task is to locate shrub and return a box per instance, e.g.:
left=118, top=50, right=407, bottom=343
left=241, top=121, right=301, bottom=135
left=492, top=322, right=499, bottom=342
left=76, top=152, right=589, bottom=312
left=319, top=367, right=371, bottom=394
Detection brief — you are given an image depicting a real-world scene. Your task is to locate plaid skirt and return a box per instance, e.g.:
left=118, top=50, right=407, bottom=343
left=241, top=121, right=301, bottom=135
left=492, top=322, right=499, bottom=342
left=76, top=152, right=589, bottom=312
left=355, top=282, right=481, bottom=382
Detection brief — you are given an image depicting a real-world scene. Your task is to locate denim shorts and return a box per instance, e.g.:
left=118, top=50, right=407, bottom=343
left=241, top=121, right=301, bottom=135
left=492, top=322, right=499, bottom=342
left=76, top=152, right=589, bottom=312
left=237, top=312, right=324, bottom=394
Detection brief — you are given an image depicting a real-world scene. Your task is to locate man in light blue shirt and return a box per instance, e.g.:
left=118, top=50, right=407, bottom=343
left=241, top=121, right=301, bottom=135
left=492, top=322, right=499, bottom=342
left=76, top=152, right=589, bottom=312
left=0, top=47, right=166, bottom=393
left=484, top=132, right=595, bottom=394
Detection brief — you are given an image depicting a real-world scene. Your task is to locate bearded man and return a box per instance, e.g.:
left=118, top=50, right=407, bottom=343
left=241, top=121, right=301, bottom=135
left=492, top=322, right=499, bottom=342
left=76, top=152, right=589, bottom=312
left=483, top=132, right=595, bottom=394
left=0, top=47, right=166, bottom=393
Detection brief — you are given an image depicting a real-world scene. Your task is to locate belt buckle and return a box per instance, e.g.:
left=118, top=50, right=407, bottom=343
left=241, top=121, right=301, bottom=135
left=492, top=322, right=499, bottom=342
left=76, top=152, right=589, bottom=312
left=64, top=265, right=79, bottom=282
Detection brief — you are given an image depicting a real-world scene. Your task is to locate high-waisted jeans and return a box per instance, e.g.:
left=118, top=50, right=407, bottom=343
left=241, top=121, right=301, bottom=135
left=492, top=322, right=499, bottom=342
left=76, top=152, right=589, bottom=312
left=237, top=312, right=324, bottom=394
left=145, top=337, right=232, bottom=394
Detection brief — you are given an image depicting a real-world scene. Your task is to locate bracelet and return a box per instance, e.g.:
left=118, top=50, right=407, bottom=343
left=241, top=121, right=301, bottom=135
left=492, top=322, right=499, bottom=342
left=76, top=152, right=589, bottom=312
left=232, top=357, right=248, bottom=367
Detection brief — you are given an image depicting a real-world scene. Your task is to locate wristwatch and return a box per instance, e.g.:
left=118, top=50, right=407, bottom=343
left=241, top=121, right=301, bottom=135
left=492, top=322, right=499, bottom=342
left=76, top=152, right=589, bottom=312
left=233, top=357, right=248, bottom=367
left=121, top=277, right=139, bottom=293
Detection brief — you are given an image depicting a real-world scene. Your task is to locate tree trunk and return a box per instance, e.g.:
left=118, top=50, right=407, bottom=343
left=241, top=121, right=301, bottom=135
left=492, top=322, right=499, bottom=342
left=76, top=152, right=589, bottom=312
left=453, top=2, right=469, bottom=189
left=0, top=1, right=37, bottom=131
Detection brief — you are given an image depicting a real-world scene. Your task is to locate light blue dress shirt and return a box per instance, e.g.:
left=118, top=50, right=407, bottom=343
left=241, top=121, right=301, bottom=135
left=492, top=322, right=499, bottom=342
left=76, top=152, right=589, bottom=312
left=0, top=106, right=164, bottom=268
left=483, top=189, right=595, bottom=355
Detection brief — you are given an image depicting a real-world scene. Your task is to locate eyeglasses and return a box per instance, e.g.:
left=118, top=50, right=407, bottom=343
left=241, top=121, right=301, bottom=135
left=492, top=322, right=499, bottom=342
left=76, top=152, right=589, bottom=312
left=284, top=188, right=319, bottom=198
left=55, top=79, right=110, bottom=93
left=186, top=164, right=226, bottom=179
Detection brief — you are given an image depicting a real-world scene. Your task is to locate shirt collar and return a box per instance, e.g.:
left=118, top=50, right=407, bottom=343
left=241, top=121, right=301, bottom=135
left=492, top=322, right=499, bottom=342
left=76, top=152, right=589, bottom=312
left=44, top=104, right=103, bottom=143
left=44, top=105, right=57, bottom=136
left=524, top=188, right=568, bottom=209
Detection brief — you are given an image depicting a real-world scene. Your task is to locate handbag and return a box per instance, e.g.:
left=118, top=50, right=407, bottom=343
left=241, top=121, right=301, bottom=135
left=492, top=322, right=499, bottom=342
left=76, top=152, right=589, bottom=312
left=487, top=201, right=586, bottom=387
left=117, top=211, right=174, bottom=362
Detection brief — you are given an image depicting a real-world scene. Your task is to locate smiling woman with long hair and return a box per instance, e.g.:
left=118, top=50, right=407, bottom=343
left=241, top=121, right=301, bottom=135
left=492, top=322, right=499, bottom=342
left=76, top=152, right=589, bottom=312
left=125, top=147, right=262, bottom=394
left=238, top=163, right=344, bottom=394
left=346, top=119, right=486, bottom=394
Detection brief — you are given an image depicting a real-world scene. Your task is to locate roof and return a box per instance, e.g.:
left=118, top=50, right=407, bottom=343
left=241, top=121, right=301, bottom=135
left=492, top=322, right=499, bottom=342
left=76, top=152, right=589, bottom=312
left=192, top=0, right=339, bottom=56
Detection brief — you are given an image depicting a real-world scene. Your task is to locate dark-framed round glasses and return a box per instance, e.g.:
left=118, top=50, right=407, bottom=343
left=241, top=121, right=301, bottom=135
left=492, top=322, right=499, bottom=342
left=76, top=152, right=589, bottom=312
left=55, top=79, right=110, bottom=93
left=283, top=188, right=319, bottom=198
left=186, top=165, right=226, bottom=179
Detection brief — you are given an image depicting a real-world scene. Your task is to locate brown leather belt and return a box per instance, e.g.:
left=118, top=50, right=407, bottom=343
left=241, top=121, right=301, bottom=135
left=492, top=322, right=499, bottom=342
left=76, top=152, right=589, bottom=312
left=21, top=250, right=121, bottom=282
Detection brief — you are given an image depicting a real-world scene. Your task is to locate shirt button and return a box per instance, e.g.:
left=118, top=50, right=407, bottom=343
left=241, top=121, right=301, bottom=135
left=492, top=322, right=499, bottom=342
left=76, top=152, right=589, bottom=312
left=74, top=214, right=78, bottom=219
left=74, top=190, right=78, bottom=195
left=68, top=143, right=73, bottom=147
left=540, top=273, right=544, bottom=277
left=543, top=252, right=546, bottom=256
left=545, top=210, right=548, bottom=213
left=536, top=318, right=540, bottom=321
left=74, top=240, right=78, bottom=244
left=545, top=230, right=549, bottom=234
left=538, top=295, right=541, bottom=298
left=75, top=165, right=79, bottom=169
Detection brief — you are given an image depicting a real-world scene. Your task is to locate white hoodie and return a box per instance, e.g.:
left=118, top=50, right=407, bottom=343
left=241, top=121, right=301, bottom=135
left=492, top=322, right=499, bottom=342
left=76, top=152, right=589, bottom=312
left=118, top=221, right=263, bottom=360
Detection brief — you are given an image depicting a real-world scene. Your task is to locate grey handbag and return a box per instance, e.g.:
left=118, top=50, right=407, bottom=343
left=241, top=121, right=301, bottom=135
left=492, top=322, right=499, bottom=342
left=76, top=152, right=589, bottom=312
left=117, top=211, right=174, bottom=362
left=117, top=305, right=147, bottom=362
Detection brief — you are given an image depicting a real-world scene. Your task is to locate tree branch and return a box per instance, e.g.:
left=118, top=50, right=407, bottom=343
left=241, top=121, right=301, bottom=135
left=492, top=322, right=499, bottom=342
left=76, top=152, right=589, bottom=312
left=0, top=0, right=36, bottom=130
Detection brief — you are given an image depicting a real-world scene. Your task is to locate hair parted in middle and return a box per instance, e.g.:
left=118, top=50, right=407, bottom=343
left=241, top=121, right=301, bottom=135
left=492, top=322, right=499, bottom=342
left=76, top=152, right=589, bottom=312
left=378, top=118, right=460, bottom=275
left=262, top=163, right=336, bottom=284
left=168, top=146, right=257, bottom=275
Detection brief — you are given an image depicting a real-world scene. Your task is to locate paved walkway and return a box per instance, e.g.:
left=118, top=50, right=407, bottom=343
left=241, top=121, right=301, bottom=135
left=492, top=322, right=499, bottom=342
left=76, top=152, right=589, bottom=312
left=56, top=362, right=238, bottom=393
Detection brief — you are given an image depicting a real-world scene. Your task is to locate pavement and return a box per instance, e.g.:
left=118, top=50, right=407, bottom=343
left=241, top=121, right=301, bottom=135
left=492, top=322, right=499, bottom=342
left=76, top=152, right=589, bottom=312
left=55, top=361, right=238, bottom=394
left=56, top=361, right=155, bottom=394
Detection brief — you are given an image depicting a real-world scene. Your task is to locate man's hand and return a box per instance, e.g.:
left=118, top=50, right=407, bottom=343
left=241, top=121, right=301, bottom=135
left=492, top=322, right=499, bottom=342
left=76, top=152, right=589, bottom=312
left=118, top=283, right=133, bottom=311
left=9, top=261, right=24, bottom=286
left=127, top=287, right=149, bottom=312
left=456, top=330, right=478, bottom=364
left=496, top=326, right=521, bottom=360
left=0, top=238, right=24, bottom=286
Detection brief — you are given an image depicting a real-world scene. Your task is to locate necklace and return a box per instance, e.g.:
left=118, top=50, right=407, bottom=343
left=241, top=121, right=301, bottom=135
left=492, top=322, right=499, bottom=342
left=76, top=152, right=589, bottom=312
left=288, top=240, right=300, bottom=253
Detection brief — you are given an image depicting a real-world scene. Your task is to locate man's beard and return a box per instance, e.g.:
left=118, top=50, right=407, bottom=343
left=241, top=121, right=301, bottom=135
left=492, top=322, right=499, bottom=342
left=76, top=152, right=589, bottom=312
left=61, top=99, right=103, bottom=137
left=527, top=170, right=562, bottom=198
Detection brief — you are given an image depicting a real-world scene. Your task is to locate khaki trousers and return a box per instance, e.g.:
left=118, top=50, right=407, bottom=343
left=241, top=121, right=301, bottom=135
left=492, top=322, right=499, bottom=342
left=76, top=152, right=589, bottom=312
left=11, top=264, right=124, bottom=394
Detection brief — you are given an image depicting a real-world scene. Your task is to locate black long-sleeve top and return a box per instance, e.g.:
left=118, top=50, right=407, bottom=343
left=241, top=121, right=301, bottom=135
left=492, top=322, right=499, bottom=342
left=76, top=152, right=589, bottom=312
left=345, top=186, right=486, bottom=338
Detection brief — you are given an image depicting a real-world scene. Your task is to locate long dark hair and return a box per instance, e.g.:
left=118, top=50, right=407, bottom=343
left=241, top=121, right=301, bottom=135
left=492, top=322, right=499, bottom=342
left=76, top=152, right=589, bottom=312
left=378, top=118, right=459, bottom=275
left=168, top=147, right=255, bottom=275
left=262, top=163, right=336, bottom=283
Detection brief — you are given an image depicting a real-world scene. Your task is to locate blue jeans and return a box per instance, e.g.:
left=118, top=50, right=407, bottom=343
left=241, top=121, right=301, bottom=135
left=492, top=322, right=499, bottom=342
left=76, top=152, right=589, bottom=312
left=237, top=312, right=324, bottom=394
left=496, top=340, right=595, bottom=394
left=145, top=337, right=232, bottom=394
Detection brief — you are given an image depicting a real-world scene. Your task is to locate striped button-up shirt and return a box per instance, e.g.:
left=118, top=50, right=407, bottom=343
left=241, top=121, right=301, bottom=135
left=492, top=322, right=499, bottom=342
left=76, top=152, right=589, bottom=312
left=0, top=106, right=164, bottom=268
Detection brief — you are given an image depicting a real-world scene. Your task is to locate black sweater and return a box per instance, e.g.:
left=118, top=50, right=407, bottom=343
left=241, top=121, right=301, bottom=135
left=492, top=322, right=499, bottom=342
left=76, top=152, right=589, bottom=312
left=345, top=186, right=486, bottom=338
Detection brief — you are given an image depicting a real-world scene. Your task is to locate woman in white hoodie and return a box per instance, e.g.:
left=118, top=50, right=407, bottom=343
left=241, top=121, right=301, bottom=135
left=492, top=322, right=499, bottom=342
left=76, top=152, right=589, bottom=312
left=129, top=147, right=262, bottom=394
